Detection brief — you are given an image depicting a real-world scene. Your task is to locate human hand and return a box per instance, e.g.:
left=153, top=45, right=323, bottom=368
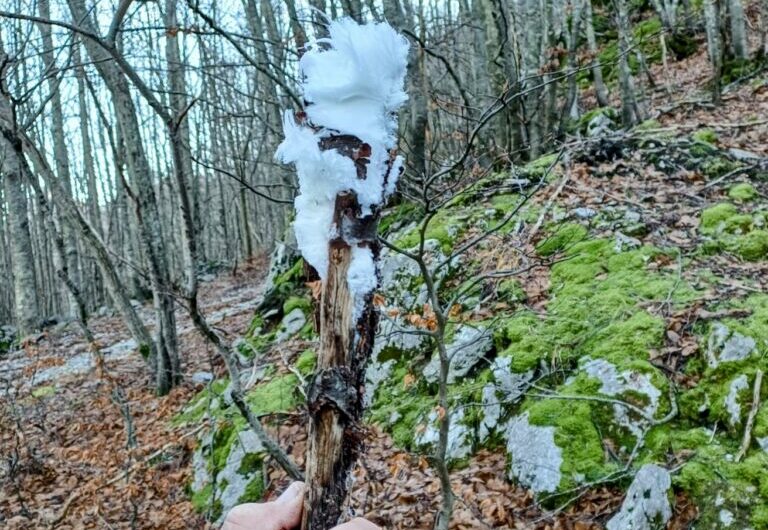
left=221, top=482, right=379, bottom=530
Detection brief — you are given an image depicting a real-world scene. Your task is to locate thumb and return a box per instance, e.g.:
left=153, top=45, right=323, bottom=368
left=274, top=481, right=306, bottom=527
left=221, top=482, right=305, bottom=530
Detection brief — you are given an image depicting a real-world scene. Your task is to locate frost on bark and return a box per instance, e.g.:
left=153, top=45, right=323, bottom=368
left=276, top=19, right=408, bottom=530
left=0, top=56, right=39, bottom=335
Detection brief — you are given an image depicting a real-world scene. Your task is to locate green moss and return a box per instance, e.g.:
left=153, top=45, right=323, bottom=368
left=295, top=349, right=317, bottom=375
left=246, top=314, right=265, bottom=337
left=734, top=230, right=768, bottom=261
left=282, top=296, right=312, bottom=315
left=211, top=420, right=239, bottom=471
left=274, top=258, right=305, bottom=288
left=238, top=473, right=266, bottom=504
left=701, top=203, right=739, bottom=233
left=139, top=343, right=151, bottom=359
left=692, top=128, right=718, bottom=145
left=589, top=18, right=665, bottom=83
left=700, top=203, right=768, bottom=261
left=667, top=30, right=698, bottom=60
left=31, top=385, right=56, bottom=398
left=644, top=426, right=712, bottom=460
left=582, top=311, right=665, bottom=365
left=191, top=483, right=213, bottom=513
left=173, top=379, right=230, bottom=426
left=722, top=57, right=767, bottom=85
left=634, top=118, right=661, bottom=131
left=379, top=202, right=418, bottom=235
left=522, top=152, right=560, bottom=179
left=535, top=223, right=588, bottom=257
left=495, top=312, right=550, bottom=372
left=729, top=182, right=758, bottom=202
left=244, top=374, right=301, bottom=415
left=497, top=278, right=526, bottom=304
left=574, top=107, right=618, bottom=134
left=237, top=452, right=263, bottom=475
left=368, top=364, right=436, bottom=450
left=701, top=157, right=742, bottom=179
left=673, top=442, right=768, bottom=527
left=525, top=395, right=612, bottom=490
left=394, top=208, right=469, bottom=253
left=497, top=238, right=692, bottom=377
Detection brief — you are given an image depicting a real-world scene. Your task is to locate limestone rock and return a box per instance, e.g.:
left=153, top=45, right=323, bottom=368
left=275, top=308, right=306, bottom=342
left=503, top=412, right=562, bottom=494
left=573, top=207, right=597, bottom=219
left=582, top=358, right=661, bottom=437
left=415, top=408, right=472, bottom=462
left=190, top=424, right=266, bottom=524
left=707, top=323, right=756, bottom=367
left=424, top=326, right=493, bottom=383
left=724, top=374, right=749, bottom=426
left=606, top=464, right=672, bottom=530
left=479, top=358, right=534, bottom=441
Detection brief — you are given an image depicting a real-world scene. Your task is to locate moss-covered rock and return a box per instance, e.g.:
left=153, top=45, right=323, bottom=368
left=728, top=182, right=758, bottom=202
left=183, top=372, right=303, bottom=522
left=395, top=209, right=470, bottom=254
left=190, top=422, right=267, bottom=524
left=699, top=203, right=768, bottom=261
left=735, top=230, right=768, bottom=261
left=535, top=223, right=588, bottom=257
left=282, top=296, right=312, bottom=315
left=701, top=157, right=742, bottom=179
left=692, top=128, right=718, bottom=145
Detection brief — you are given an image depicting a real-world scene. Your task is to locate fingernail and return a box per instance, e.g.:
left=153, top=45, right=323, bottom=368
left=277, top=481, right=305, bottom=503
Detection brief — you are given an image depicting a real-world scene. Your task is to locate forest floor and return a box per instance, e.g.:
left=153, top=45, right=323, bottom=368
left=2, top=43, right=768, bottom=530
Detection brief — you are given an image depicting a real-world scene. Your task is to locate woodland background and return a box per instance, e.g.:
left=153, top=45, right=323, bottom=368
left=1, top=0, right=768, bottom=528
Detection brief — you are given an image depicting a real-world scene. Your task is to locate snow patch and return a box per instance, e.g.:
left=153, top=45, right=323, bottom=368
left=606, top=464, right=672, bottom=530
left=503, top=412, right=563, bottom=493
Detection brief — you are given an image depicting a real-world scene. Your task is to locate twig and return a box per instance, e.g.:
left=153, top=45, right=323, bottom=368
left=528, top=170, right=571, bottom=242
left=736, top=369, right=763, bottom=462
left=701, top=162, right=760, bottom=190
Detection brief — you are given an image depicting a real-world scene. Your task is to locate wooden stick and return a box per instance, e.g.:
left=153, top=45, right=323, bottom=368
left=736, top=369, right=763, bottom=462
left=302, top=143, right=384, bottom=530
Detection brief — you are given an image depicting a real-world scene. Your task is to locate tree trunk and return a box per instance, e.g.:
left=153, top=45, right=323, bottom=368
left=704, top=0, right=724, bottom=103
left=585, top=0, right=610, bottom=107
left=615, top=0, right=643, bottom=126
left=38, top=0, right=81, bottom=318
left=728, top=0, right=749, bottom=59
left=0, top=127, right=39, bottom=335
left=0, top=56, right=39, bottom=335
left=68, top=0, right=180, bottom=393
